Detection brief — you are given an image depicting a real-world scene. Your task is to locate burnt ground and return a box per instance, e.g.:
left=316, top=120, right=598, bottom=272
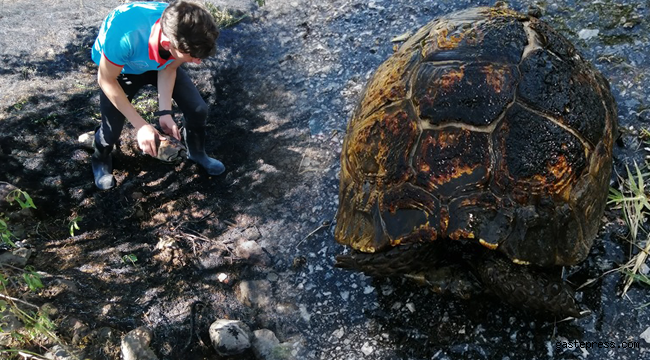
left=2, top=0, right=650, bottom=359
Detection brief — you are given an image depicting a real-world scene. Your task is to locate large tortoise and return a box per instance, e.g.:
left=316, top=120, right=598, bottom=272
left=334, top=7, right=617, bottom=317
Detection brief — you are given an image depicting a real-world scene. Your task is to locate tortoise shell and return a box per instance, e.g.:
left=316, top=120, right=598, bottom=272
left=335, top=7, right=616, bottom=269
left=156, top=137, right=187, bottom=164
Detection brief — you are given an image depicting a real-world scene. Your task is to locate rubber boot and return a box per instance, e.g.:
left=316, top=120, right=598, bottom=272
left=183, top=128, right=225, bottom=176
left=91, top=141, right=115, bottom=190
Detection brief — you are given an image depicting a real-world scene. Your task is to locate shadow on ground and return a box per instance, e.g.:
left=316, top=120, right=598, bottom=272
left=1, top=15, right=309, bottom=357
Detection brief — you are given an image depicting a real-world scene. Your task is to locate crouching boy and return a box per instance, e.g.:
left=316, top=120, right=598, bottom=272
left=91, top=0, right=225, bottom=190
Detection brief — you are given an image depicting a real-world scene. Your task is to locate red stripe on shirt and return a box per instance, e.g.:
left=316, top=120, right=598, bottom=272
left=103, top=53, right=125, bottom=68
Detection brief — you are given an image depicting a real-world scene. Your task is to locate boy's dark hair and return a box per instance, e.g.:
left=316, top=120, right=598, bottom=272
left=161, top=0, right=219, bottom=59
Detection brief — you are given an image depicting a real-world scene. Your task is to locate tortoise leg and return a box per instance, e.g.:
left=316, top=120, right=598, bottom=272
left=335, top=243, right=438, bottom=277
left=475, top=254, right=582, bottom=318
left=404, top=265, right=481, bottom=300
left=336, top=243, right=481, bottom=299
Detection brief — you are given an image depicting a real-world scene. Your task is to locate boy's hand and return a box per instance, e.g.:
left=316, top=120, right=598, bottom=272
left=159, top=114, right=181, bottom=141
left=137, top=124, right=165, bottom=157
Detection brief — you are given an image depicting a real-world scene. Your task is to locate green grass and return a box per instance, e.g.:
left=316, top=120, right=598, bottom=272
left=205, top=0, right=265, bottom=29
left=0, top=190, right=62, bottom=358
left=608, top=162, right=650, bottom=296
left=205, top=2, right=249, bottom=28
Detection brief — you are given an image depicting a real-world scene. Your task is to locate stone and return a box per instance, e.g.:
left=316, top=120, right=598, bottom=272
left=267, top=272, right=279, bottom=282
left=77, top=131, right=95, bottom=148
left=60, top=317, right=90, bottom=344
left=252, top=329, right=280, bottom=359
left=13, top=247, right=32, bottom=262
left=361, top=342, right=374, bottom=356
left=0, top=309, right=23, bottom=332
left=0, top=251, right=28, bottom=267
left=243, top=226, right=262, bottom=240
left=641, top=326, right=650, bottom=344
left=0, top=182, right=18, bottom=211
left=53, top=278, right=80, bottom=294
left=578, top=28, right=599, bottom=40
left=209, top=319, right=252, bottom=356
left=238, top=280, right=272, bottom=307
left=40, top=302, right=59, bottom=317
left=235, top=240, right=269, bottom=265
left=121, top=327, right=158, bottom=360
left=44, top=345, right=79, bottom=360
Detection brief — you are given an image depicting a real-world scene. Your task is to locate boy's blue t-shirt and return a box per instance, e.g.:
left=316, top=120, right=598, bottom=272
left=92, top=2, right=174, bottom=74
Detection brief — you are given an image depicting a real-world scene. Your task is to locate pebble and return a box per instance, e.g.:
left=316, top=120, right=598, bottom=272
left=361, top=342, right=374, bottom=356
left=121, top=327, right=158, bottom=360
left=44, top=345, right=78, bottom=360
left=238, top=279, right=272, bottom=307
left=380, top=284, right=393, bottom=296
left=52, top=278, right=80, bottom=294
left=299, top=304, right=312, bottom=322
left=60, top=317, right=90, bottom=344
left=640, top=326, right=650, bottom=344
left=235, top=240, right=269, bottom=265
left=209, top=319, right=252, bottom=356
left=76, top=131, right=94, bottom=147
left=0, top=249, right=30, bottom=267
left=640, top=263, right=650, bottom=275
left=243, top=226, right=262, bottom=240
left=578, top=29, right=599, bottom=40
left=0, top=309, right=23, bottom=335
left=252, top=329, right=280, bottom=359
left=405, top=302, right=415, bottom=313
left=0, top=182, right=19, bottom=211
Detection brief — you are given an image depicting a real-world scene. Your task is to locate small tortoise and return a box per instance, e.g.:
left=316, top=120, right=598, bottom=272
left=155, top=136, right=187, bottom=164
left=334, top=7, right=617, bottom=317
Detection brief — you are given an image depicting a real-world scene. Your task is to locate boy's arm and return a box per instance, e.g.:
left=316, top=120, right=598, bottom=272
left=97, top=55, right=163, bottom=156
left=156, top=63, right=181, bottom=140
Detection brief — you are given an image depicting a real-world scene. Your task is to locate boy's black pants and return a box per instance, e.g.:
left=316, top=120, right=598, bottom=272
left=95, top=68, right=207, bottom=148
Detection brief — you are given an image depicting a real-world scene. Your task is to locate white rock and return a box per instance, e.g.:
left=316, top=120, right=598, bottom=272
left=77, top=131, right=94, bottom=147
left=121, top=327, right=158, bottom=360
left=361, top=342, right=373, bottom=356
left=209, top=319, right=252, bottom=356
left=641, top=263, right=650, bottom=275
left=640, top=326, right=650, bottom=344
left=217, top=273, right=229, bottom=283
left=578, top=29, right=599, bottom=40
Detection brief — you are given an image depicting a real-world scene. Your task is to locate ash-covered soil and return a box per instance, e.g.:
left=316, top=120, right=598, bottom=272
left=1, top=0, right=650, bottom=359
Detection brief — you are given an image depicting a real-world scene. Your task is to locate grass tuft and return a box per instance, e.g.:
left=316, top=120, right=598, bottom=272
left=205, top=2, right=249, bottom=29
left=608, top=161, right=650, bottom=296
